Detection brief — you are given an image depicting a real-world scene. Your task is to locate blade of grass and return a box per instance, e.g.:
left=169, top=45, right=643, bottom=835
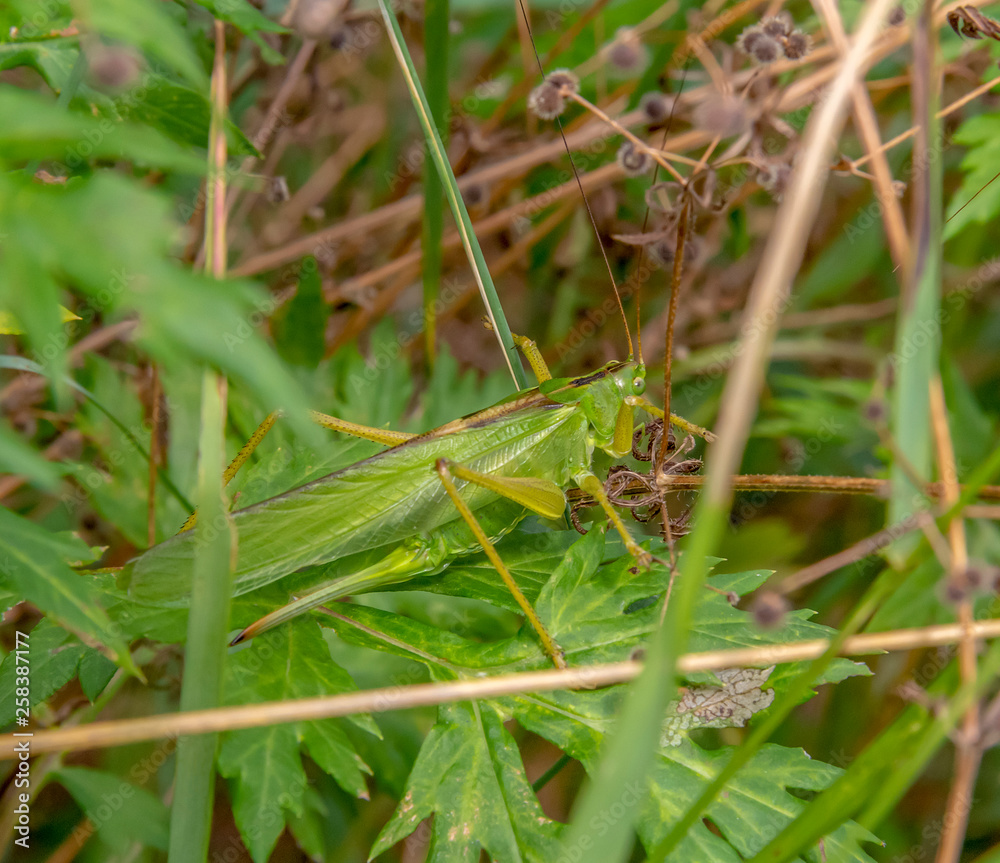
left=167, top=22, right=234, bottom=863
left=378, top=0, right=527, bottom=389
left=887, top=0, right=942, bottom=563
left=421, top=0, right=449, bottom=373
left=166, top=371, right=232, bottom=863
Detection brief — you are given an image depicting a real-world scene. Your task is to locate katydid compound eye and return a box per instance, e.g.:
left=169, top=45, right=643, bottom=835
left=632, top=376, right=646, bottom=395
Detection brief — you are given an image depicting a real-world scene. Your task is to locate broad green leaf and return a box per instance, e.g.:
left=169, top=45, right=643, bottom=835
left=0, top=86, right=206, bottom=172
left=77, top=648, right=118, bottom=702
left=116, top=75, right=258, bottom=156
left=192, top=0, right=286, bottom=36
left=370, top=698, right=562, bottom=862
left=0, top=511, right=137, bottom=673
left=944, top=112, right=1000, bottom=240
left=53, top=766, right=169, bottom=851
left=0, top=171, right=319, bottom=447
left=0, top=619, right=86, bottom=727
left=321, top=530, right=874, bottom=862
left=217, top=621, right=374, bottom=863
left=0, top=40, right=79, bottom=92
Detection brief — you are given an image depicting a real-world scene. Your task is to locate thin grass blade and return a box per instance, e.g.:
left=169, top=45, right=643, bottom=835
left=378, top=0, right=527, bottom=389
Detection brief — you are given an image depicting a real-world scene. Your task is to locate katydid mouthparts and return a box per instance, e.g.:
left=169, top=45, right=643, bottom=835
left=119, top=358, right=681, bottom=669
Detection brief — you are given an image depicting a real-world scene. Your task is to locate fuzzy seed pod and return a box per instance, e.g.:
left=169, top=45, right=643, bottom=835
left=736, top=25, right=765, bottom=55
left=750, top=591, right=790, bottom=630
left=527, top=82, right=566, bottom=120
left=546, top=68, right=579, bottom=95
left=87, top=45, right=143, bottom=90
left=616, top=141, right=653, bottom=177
left=607, top=27, right=648, bottom=75
left=748, top=33, right=782, bottom=63
left=693, top=93, right=750, bottom=138
left=639, top=91, right=673, bottom=124
left=782, top=30, right=812, bottom=60
left=760, top=13, right=794, bottom=38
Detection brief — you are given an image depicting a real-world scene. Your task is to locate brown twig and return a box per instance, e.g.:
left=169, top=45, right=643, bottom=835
left=9, top=618, right=1000, bottom=757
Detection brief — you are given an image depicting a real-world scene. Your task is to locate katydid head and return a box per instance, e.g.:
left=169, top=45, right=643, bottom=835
left=540, top=360, right=646, bottom=458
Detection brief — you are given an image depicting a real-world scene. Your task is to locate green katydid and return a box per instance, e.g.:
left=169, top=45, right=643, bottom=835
left=120, top=341, right=712, bottom=669
left=121, top=5, right=714, bottom=669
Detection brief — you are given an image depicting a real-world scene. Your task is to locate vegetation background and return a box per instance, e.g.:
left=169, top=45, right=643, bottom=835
left=2, top=0, right=1000, bottom=861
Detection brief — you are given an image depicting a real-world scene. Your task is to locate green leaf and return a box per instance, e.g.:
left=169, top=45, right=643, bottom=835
left=53, top=766, right=169, bottom=851
left=945, top=112, right=1000, bottom=240
left=322, top=530, right=874, bottom=861
left=217, top=621, right=373, bottom=863
left=370, top=698, right=562, bottom=861
left=191, top=0, right=288, bottom=65
left=0, top=511, right=137, bottom=673
left=0, top=420, right=60, bottom=490
left=273, top=256, right=327, bottom=368
left=0, top=40, right=80, bottom=92
left=78, top=648, right=118, bottom=702
left=0, top=171, right=320, bottom=447
left=0, top=619, right=86, bottom=727
left=0, top=86, right=206, bottom=173
left=117, top=74, right=258, bottom=156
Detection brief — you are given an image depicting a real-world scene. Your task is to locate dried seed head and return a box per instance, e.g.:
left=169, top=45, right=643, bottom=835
left=781, top=30, right=812, bottom=60
left=87, top=45, right=143, bottom=90
left=527, top=82, right=566, bottom=120
left=607, top=27, right=648, bottom=75
left=736, top=25, right=766, bottom=55
left=616, top=141, right=653, bottom=177
left=760, top=13, right=794, bottom=38
left=751, top=591, right=790, bottom=630
left=640, top=91, right=673, bottom=124
left=546, top=68, right=579, bottom=95
left=964, top=563, right=989, bottom=591
left=693, top=92, right=750, bottom=138
left=462, top=183, right=488, bottom=207
left=756, top=159, right=793, bottom=200
left=265, top=176, right=290, bottom=204
left=648, top=234, right=696, bottom=269
left=749, top=33, right=782, bottom=63
left=941, top=576, right=969, bottom=605
left=863, top=399, right=887, bottom=424
left=648, top=239, right=675, bottom=269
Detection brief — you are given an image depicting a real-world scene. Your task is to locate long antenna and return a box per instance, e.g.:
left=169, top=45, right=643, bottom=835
left=515, top=0, right=633, bottom=361
left=635, top=56, right=691, bottom=366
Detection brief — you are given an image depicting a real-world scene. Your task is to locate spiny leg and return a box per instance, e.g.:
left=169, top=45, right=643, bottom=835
left=575, top=472, right=653, bottom=568
left=435, top=458, right=567, bottom=669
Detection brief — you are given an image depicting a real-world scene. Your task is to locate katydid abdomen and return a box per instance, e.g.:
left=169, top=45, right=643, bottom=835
left=122, top=397, right=589, bottom=605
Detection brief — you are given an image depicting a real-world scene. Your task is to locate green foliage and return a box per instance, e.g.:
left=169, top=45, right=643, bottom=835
left=3, top=1, right=1000, bottom=861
